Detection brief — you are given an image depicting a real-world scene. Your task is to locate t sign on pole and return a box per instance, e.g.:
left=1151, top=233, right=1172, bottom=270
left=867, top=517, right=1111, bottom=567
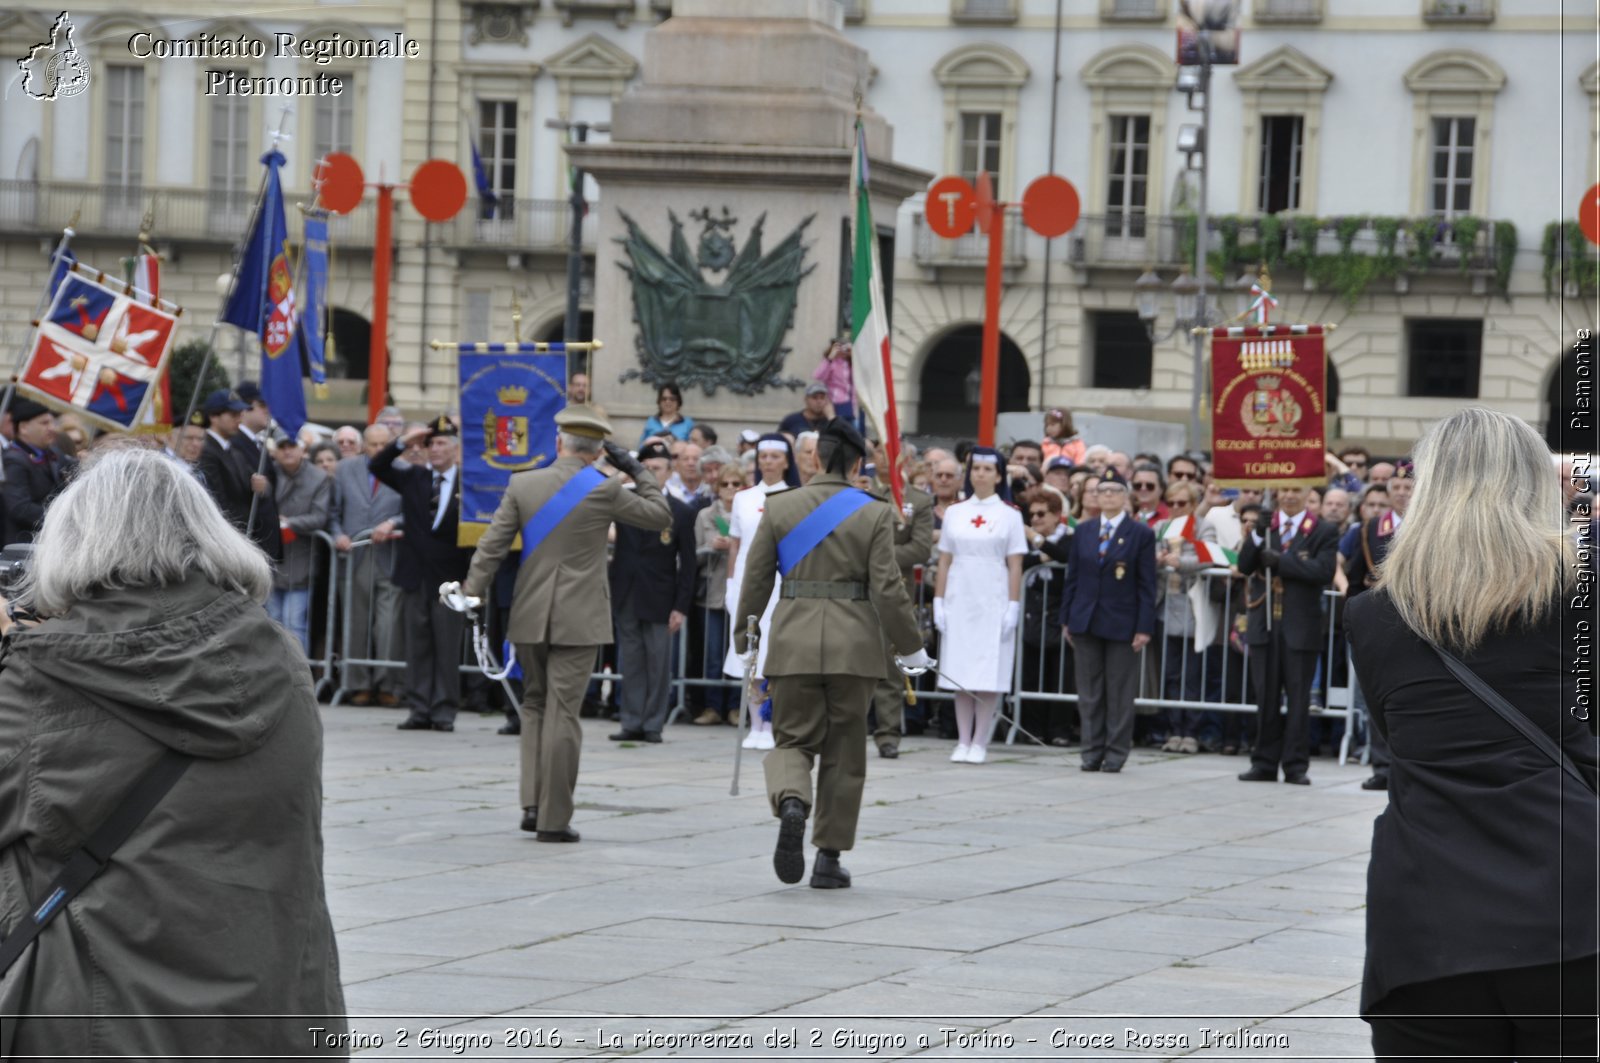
left=923, top=171, right=1080, bottom=445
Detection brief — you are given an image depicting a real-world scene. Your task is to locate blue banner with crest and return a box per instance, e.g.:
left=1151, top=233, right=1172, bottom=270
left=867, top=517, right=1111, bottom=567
left=458, top=347, right=566, bottom=546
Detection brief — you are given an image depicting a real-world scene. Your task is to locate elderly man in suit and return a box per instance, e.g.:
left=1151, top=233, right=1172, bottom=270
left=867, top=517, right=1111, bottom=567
left=1059, top=468, right=1158, bottom=773
left=1237, top=484, right=1340, bottom=785
left=370, top=416, right=474, bottom=733
left=609, top=439, right=696, bottom=744
left=332, top=423, right=405, bottom=706
left=735, top=418, right=927, bottom=889
left=457, top=405, right=672, bottom=841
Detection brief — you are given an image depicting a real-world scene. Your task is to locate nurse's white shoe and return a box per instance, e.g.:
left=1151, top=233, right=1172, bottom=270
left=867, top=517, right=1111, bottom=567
left=966, top=746, right=988, bottom=764
left=950, top=744, right=970, bottom=763
left=754, top=730, right=776, bottom=750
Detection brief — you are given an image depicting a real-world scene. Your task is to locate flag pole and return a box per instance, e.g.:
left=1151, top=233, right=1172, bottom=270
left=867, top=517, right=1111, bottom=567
left=181, top=105, right=293, bottom=430
left=1, top=214, right=79, bottom=430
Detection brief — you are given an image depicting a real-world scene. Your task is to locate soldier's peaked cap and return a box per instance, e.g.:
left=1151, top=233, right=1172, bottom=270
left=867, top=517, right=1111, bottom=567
left=1097, top=467, right=1129, bottom=489
left=554, top=403, right=613, bottom=440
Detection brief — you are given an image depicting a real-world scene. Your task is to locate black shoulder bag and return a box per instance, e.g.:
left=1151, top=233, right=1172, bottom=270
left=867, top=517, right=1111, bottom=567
left=0, top=750, right=192, bottom=977
left=1428, top=642, right=1596, bottom=795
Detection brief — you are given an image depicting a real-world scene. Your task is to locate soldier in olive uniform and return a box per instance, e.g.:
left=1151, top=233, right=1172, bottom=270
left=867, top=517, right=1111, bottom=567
left=457, top=406, right=672, bottom=842
left=736, top=418, right=930, bottom=889
left=866, top=439, right=934, bottom=759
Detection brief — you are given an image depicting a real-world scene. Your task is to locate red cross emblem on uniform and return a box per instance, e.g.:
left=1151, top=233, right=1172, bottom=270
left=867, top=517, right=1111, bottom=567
left=971, top=515, right=987, bottom=528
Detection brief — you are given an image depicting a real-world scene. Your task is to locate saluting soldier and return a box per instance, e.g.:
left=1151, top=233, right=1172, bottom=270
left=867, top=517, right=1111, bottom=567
left=735, top=418, right=930, bottom=890
left=866, top=438, right=934, bottom=759
left=455, top=405, right=672, bottom=841
left=1339, top=460, right=1413, bottom=790
left=1236, top=484, right=1340, bottom=785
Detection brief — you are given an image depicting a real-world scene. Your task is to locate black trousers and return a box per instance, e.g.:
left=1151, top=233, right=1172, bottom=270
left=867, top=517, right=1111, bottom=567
left=1369, top=956, right=1598, bottom=1062
left=1247, top=637, right=1317, bottom=777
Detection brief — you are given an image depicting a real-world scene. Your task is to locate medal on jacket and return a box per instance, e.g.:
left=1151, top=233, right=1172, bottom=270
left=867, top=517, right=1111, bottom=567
left=660, top=528, right=673, bottom=545
left=1114, top=561, right=1127, bottom=581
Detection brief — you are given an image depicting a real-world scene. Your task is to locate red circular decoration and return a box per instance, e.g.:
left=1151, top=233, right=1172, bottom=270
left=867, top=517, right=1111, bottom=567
left=410, top=159, right=468, bottom=222
left=1580, top=183, right=1600, bottom=247
left=316, top=152, right=365, bottom=214
left=924, top=175, right=977, bottom=239
left=1022, top=174, right=1081, bottom=238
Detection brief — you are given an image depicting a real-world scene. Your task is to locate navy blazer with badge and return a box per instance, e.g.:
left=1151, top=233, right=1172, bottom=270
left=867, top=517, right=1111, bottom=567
left=611, top=494, right=696, bottom=623
left=368, top=441, right=472, bottom=592
left=1237, top=514, right=1339, bottom=653
left=1059, top=514, right=1158, bottom=641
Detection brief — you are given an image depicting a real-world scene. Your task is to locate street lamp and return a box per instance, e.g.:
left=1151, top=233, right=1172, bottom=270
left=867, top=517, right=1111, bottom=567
left=546, top=117, right=610, bottom=368
left=1136, top=268, right=1208, bottom=344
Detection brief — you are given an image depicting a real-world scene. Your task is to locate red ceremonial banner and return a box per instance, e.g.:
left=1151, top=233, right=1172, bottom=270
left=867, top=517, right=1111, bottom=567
left=1209, top=326, right=1327, bottom=488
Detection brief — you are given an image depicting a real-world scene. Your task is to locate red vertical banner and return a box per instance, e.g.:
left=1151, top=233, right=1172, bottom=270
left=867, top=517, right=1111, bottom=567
left=1209, top=325, right=1328, bottom=487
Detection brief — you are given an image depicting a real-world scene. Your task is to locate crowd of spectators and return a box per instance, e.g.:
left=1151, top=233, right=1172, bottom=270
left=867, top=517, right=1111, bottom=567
left=14, top=370, right=1590, bottom=775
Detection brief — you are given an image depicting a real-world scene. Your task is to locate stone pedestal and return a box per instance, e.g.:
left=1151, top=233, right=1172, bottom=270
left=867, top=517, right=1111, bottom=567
left=567, top=0, right=928, bottom=443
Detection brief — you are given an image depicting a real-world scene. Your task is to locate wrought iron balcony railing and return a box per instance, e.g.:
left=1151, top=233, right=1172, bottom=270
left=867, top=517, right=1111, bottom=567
left=910, top=209, right=1027, bottom=268
left=0, top=179, right=382, bottom=246
left=445, top=198, right=597, bottom=252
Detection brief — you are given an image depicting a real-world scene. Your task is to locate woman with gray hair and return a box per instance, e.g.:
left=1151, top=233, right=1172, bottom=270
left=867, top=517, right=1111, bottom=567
left=1346, top=408, right=1597, bottom=1060
left=0, top=447, right=347, bottom=1057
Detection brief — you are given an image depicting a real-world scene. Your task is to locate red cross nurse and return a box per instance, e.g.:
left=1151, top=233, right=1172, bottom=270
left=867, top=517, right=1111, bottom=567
left=932, top=446, right=1026, bottom=764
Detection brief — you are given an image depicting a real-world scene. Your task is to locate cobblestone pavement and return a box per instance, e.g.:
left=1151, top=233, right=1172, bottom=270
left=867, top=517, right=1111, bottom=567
left=318, top=705, right=1380, bottom=1061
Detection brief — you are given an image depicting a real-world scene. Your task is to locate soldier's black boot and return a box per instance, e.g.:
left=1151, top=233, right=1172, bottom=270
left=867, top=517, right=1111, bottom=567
left=810, top=849, right=851, bottom=890
left=774, top=797, right=807, bottom=884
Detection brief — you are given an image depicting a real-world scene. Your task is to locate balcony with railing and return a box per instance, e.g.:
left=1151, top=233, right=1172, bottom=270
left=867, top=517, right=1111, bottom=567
left=951, top=0, right=1018, bottom=24
left=445, top=198, right=596, bottom=252
left=911, top=209, right=1026, bottom=269
left=1101, top=0, right=1165, bottom=21
left=1423, top=0, right=1494, bottom=23
left=0, top=179, right=386, bottom=246
left=1069, top=213, right=1188, bottom=269
left=1252, top=0, right=1323, bottom=23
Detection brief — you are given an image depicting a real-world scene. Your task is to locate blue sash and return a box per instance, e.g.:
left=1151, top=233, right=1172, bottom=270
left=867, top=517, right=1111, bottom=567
left=520, top=465, right=606, bottom=564
left=777, top=488, right=874, bottom=577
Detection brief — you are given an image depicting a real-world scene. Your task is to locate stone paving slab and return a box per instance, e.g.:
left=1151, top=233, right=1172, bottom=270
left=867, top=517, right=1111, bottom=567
left=321, top=707, right=1381, bottom=1060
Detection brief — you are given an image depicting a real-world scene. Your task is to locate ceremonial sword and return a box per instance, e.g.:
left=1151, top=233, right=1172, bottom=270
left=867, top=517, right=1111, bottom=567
left=729, top=614, right=760, bottom=797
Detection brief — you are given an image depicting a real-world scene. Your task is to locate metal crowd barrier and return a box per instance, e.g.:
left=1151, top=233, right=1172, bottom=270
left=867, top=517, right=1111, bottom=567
left=302, top=526, right=1365, bottom=765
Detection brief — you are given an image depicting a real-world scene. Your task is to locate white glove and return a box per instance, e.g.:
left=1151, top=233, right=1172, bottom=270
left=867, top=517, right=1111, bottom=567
left=1001, top=600, right=1020, bottom=638
left=438, top=581, right=482, bottom=613
left=933, top=597, right=947, bottom=633
left=896, top=648, right=936, bottom=676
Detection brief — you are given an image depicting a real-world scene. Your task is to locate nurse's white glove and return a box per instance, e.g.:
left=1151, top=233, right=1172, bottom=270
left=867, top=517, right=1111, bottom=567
left=933, top=597, right=947, bottom=633
left=1001, top=600, right=1020, bottom=638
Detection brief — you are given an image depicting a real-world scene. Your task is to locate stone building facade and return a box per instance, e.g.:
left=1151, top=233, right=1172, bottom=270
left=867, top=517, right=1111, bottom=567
left=0, top=0, right=1593, bottom=451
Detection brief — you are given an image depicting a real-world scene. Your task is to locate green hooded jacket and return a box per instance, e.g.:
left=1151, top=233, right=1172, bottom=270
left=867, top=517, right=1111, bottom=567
left=0, top=572, right=346, bottom=1057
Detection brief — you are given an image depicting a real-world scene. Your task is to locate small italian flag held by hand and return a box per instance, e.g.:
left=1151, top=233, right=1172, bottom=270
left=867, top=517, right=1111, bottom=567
left=1157, top=513, right=1237, bottom=567
left=849, top=117, right=903, bottom=512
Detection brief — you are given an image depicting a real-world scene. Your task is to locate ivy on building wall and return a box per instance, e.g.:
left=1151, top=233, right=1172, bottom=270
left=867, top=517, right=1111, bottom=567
left=1170, top=213, right=1514, bottom=307
left=1542, top=221, right=1600, bottom=297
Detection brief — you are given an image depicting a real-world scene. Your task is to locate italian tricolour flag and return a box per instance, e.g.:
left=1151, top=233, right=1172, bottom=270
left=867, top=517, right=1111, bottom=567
left=1156, top=513, right=1237, bottom=567
left=126, top=245, right=171, bottom=433
left=849, top=118, right=903, bottom=513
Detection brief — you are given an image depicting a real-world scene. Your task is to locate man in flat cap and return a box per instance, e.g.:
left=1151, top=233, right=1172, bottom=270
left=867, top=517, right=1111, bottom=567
left=736, top=417, right=928, bottom=889
left=455, top=405, right=671, bottom=842
left=3, top=398, right=75, bottom=544
left=198, top=388, right=283, bottom=562
left=1059, top=467, right=1157, bottom=774
left=371, top=415, right=473, bottom=732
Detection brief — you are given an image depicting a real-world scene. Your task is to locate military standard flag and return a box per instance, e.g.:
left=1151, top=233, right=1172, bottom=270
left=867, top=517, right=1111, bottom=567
left=126, top=244, right=172, bottom=432
left=19, top=266, right=180, bottom=432
left=221, top=149, right=307, bottom=438
left=848, top=118, right=903, bottom=512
